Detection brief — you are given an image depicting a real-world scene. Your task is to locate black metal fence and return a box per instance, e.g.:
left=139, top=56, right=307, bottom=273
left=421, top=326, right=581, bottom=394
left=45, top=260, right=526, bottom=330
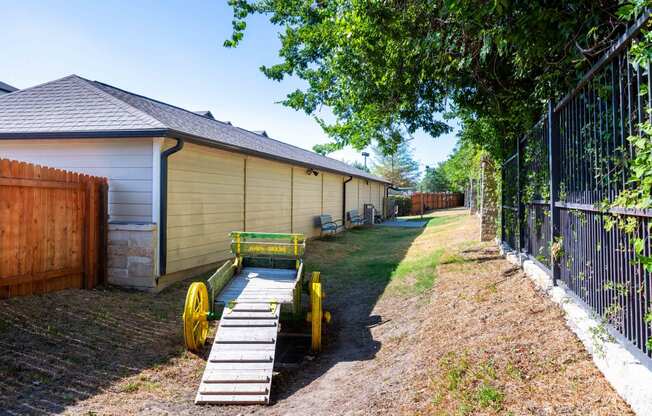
left=501, top=12, right=652, bottom=360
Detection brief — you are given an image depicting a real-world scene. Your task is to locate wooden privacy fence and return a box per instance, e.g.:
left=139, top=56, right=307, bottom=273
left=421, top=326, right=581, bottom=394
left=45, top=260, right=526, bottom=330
left=501, top=13, right=652, bottom=361
left=0, top=158, right=108, bottom=299
left=410, top=192, right=463, bottom=215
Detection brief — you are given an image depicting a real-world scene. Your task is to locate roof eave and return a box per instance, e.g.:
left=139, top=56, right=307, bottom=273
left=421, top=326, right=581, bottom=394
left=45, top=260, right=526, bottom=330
left=166, top=130, right=390, bottom=184
left=0, top=128, right=170, bottom=140
left=0, top=128, right=390, bottom=184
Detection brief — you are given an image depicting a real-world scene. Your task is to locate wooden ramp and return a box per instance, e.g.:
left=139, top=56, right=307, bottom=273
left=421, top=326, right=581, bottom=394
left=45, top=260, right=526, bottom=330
left=196, top=267, right=297, bottom=405
left=216, top=267, right=297, bottom=304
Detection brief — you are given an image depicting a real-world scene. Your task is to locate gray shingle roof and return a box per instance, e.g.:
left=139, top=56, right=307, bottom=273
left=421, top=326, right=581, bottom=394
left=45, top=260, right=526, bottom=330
left=0, top=75, right=387, bottom=183
left=0, top=75, right=163, bottom=132
left=0, top=81, right=18, bottom=93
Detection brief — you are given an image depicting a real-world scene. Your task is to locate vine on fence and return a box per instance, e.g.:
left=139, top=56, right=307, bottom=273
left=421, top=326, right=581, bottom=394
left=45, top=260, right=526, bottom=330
left=596, top=18, right=652, bottom=349
left=501, top=2, right=652, bottom=355
left=521, top=123, right=550, bottom=205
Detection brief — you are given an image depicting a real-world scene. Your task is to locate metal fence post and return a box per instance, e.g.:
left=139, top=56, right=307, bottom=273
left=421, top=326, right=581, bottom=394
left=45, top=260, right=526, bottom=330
left=516, top=135, right=522, bottom=254
left=499, top=173, right=504, bottom=242
left=547, top=99, right=561, bottom=285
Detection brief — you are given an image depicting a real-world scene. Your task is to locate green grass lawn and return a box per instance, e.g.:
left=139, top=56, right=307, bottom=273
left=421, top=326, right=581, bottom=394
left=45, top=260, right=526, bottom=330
left=306, top=213, right=465, bottom=298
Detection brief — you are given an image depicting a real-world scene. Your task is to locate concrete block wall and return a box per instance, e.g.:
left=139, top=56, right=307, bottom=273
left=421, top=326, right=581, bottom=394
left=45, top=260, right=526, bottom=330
left=107, top=223, right=157, bottom=290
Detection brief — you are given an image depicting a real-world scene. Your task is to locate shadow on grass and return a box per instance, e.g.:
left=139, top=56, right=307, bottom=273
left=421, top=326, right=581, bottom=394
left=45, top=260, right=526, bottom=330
left=397, top=213, right=466, bottom=226
left=272, top=216, right=464, bottom=402
left=0, top=279, right=197, bottom=415
left=0, top=213, right=465, bottom=413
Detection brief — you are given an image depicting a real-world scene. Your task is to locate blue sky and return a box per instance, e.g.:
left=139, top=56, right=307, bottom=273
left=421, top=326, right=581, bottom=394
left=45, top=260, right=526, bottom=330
left=0, top=0, right=459, bottom=172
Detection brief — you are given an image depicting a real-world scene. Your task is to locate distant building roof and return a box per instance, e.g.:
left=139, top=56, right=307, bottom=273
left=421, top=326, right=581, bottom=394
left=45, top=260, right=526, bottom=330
left=0, top=75, right=388, bottom=183
left=0, top=81, right=18, bottom=94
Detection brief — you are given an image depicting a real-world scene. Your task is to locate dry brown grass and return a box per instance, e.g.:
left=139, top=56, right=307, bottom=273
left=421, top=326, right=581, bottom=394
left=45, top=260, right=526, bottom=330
left=0, top=280, right=216, bottom=415
left=0, top=209, right=633, bottom=415
left=404, top=238, right=633, bottom=415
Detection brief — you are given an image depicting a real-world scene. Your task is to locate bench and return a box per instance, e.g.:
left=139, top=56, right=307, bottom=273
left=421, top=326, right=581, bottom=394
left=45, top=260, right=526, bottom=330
left=347, top=209, right=364, bottom=227
left=318, top=214, right=344, bottom=237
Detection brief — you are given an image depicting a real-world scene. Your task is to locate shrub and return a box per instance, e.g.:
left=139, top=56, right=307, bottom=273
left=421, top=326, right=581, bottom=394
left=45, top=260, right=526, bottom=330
left=389, top=195, right=412, bottom=216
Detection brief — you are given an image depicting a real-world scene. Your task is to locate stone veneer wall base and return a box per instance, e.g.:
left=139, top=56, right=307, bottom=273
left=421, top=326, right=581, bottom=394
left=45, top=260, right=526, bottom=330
left=107, top=223, right=157, bottom=290
left=479, top=157, right=498, bottom=241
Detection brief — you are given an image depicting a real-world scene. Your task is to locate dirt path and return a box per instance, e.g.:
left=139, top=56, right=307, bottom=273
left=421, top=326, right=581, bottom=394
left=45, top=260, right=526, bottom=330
left=263, top=209, right=632, bottom=416
left=261, top=209, right=477, bottom=416
left=0, top=209, right=633, bottom=415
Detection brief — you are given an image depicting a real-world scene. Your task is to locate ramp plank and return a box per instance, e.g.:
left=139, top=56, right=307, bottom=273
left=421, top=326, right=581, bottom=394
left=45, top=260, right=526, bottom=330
left=222, top=311, right=278, bottom=319
left=195, top=294, right=282, bottom=405
left=202, top=373, right=270, bottom=384
left=195, top=394, right=268, bottom=405
left=220, top=319, right=277, bottom=327
left=209, top=352, right=273, bottom=363
left=199, top=383, right=268, bottom=395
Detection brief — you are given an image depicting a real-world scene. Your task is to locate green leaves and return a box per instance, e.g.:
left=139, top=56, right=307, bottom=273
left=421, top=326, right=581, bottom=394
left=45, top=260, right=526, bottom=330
left=617, top=0, right=650, bottom=21
left=604, top=118, right=652, bottom=273
left=633, top=238, right=652, bottom=273
left=225, top=1, right=631, bottom=159
left=622, top=129, right=652, bottom=210
left=370, top=142, right=420, bottom=187
left=224, top=0, right=255, bottom=47
left=421, top=139, right=484, bottom=192
left=312, top=142, right=338, bottom=155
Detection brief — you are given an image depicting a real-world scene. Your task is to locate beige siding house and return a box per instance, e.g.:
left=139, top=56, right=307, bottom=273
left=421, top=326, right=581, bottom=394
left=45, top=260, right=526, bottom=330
left=0, top=75, right=389, bottom=290
left=165, top=143, right=246, bottom=275
left=323, top=173, right=344, bottom=224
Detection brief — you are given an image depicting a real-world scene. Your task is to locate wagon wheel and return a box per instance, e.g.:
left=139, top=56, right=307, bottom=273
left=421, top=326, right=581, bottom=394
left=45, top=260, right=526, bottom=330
left=183, top=282, right=209, bottom=352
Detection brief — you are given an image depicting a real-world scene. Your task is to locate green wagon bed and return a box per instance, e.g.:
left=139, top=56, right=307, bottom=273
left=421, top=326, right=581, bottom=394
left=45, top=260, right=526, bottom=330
left=216, top=267, right=298, bottom=304
left=182, top=232, right=327, bottom=406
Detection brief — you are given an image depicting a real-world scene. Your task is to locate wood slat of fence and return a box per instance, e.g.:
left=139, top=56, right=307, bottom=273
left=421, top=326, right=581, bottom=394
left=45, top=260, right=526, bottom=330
left=410, top=192, right=464, bottom=215
left=0, top=158, right=108, bottom=299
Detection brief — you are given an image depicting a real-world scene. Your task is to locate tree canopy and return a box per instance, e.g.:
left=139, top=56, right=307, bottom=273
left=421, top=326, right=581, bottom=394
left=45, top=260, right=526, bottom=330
left=371, top=141, right=420, bottom=187
left=226, top=0, right=629, bottom=159
left=344, top=159, right=370, bottom=173
left=420, top=166, right=450, bottom=193
left=421, top=138, right=484, bottom=193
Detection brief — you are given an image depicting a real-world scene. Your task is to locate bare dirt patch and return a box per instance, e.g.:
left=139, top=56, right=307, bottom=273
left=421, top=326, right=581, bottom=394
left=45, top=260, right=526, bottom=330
left=0, top=209, right=633, bottom=415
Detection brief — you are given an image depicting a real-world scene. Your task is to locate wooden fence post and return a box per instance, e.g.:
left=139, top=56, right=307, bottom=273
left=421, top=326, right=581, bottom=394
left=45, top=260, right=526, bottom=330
left=99, top=179, right=108, bottom=285
left=420, top=192, right=424, bottom=216
left=84, top=178, right=96, bottom=289
left=548, top=99, right=561, bottom=285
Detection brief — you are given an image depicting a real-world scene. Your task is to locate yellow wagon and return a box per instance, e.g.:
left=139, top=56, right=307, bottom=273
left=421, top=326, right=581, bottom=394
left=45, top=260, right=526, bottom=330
left=182, top=232, right=330, bottom=405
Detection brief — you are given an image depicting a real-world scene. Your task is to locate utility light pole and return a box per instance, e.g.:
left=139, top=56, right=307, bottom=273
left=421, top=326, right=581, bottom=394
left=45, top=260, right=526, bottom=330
left=361, top=151, right=369, bottom=169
